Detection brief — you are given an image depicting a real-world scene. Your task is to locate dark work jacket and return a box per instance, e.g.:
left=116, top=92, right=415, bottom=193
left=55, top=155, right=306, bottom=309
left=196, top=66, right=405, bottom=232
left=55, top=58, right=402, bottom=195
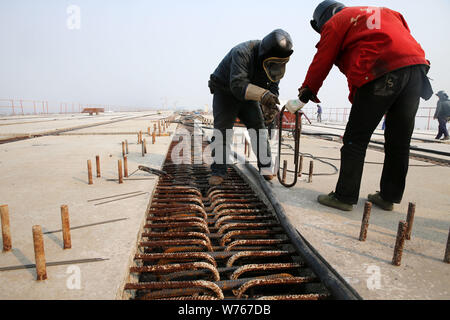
left=209, top=40, right=280, bottom=101
left=435, top=99, right=450, bottom=119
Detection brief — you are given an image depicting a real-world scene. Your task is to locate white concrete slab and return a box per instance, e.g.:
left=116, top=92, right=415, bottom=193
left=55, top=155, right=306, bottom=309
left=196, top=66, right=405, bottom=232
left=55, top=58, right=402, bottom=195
left=0, top=113, right=176, bottom=299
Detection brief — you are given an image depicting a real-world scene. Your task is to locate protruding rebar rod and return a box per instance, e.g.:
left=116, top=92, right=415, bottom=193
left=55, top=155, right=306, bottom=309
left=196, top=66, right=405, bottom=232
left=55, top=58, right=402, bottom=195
left=392, top=221, right=408, bottom=266
left=152, top=130, right=156, bottom=144
left=87, top=160, right=93, bottom=185
left=143, top=139, right=147, bottom=154
left=359, top=202, right=372, bottom=242
left=282, top=160, right=288, bottom=183
left=118, top=159, right=123, bottom=184
left=124, top=156, right=129, bottom=178
left=125, top=140, right=129, bottom=154
left=32, top=225, right=47, bottom=280
left=298, top=155, right=304, bottom=178
left=308, top=161, right=314, bottom=183
left=96, top=155, right=101, bottom=178
left=405, top=202, right=416, bottom=241
left=444, top=227, right=450, bottom=264
left=60, top=205, right=71, bottom=250
left=1, top=205, right=12, bottom=252
left=142, top=140, right=145, bottom=157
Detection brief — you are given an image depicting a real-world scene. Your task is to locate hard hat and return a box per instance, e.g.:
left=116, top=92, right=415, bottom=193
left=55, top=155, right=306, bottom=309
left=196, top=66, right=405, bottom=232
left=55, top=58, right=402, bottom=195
left=259, top=29, right=294, bottom=60
left=311, top=0, right=346, bottom=33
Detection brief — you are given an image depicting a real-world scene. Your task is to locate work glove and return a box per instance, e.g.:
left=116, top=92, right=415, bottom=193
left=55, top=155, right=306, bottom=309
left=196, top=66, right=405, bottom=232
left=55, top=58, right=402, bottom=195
left=261, top=103, right=279, bottom=125
left=261, top=91, right=280, bottom=109
left=298, top=86, right=315, bottom=104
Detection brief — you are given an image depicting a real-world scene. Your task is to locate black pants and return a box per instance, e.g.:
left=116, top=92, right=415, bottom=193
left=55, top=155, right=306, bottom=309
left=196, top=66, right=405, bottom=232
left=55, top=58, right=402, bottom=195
left=335, top=65, right=425, bottom=205
left=211, top=90, right=271, bottom=177
left=436, top=117, right=449, bottom=139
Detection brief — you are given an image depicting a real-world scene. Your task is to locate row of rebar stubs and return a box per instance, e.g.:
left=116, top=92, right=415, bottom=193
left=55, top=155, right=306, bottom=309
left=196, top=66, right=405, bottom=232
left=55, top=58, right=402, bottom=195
left=125, top=121, right=333, bottom=300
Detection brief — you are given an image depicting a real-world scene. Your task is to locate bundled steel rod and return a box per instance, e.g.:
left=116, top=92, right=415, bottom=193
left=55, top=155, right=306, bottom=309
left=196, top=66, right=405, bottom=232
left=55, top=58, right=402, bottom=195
left=124, top=119, right=359, bottom=301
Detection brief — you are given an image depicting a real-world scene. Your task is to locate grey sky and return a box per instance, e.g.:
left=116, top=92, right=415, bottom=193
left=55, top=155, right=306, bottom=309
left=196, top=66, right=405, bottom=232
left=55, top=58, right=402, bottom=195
left=0, top=0, right=449, bottom=112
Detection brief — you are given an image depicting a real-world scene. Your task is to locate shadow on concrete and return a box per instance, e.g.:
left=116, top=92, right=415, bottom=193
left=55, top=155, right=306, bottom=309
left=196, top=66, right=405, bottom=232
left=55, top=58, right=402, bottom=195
left=323, top=241, right=392, bottom=265
left=72, top=176, right=89, bottom=185
left=303, top=222, right=445, bottom=264
left=12, top=248, right=36, bottom=278
left=42, top=226, right=64, bottom=249
left=272, top=184, right=449, bottom=245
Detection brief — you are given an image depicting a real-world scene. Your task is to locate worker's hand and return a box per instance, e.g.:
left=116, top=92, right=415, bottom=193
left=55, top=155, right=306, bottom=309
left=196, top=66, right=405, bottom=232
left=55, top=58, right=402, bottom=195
left=298, top=86, right=315, bottom=104
left=261, top=103, right=279, bottom=125
left=261, top=91, right=280, bottom=109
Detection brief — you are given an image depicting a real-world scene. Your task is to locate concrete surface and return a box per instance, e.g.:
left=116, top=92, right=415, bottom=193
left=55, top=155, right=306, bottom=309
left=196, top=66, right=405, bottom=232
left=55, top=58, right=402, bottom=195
left=0, top=112, right=175, bottom=299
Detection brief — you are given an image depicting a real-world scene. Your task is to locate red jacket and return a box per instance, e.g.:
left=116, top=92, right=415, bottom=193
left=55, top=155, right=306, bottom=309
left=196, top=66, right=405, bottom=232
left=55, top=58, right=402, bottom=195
left=302, top=6, right=429, bottom=103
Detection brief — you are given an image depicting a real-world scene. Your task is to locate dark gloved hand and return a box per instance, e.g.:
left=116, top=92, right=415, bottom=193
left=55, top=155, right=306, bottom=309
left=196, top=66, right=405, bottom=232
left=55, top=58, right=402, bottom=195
left=261, top=91, right=280, bottom=109
left=298, top=87, right=315, bottom=104
left=261, top=104, right=279, bottom=126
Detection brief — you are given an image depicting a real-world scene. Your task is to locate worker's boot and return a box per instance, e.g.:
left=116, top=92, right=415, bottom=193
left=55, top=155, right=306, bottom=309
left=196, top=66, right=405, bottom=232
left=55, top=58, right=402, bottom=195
left=209, top=175, right=224, bottom=186
left=368, top=192, right=394, bottom=211
left=442, top=136, right=450, bottom=141
left=263, top=175, right=275, bottom=181
left=317, top=192, right=353, bottom=212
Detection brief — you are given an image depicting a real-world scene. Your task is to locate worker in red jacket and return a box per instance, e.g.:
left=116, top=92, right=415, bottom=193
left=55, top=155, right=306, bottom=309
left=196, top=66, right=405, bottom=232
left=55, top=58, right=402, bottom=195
left=295, top=1, right=433, bottom=211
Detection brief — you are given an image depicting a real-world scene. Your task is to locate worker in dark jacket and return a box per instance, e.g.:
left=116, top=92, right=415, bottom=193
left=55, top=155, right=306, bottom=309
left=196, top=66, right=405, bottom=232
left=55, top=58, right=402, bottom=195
left=293, top=1, right=433, bottom=211
left=434, top=91, right=450, bottom=141
left=208, top=29, right=293, bottom=185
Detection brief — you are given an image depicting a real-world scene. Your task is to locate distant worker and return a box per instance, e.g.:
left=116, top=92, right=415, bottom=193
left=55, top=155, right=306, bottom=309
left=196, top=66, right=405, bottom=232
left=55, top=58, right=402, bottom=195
left=291, top=1, right=433, bottom=211
left=434, top=91, right=450, bottom=141
left=208, top=29, right=294, bottom=185
left=316, top=104, right=323, bottom=123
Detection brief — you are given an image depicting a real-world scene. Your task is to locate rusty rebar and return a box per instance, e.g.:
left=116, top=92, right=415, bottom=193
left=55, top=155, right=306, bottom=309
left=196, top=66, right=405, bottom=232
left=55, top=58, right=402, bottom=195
left=392, top=221, right=408, bottom=266
left=230, top=263, right=302, bottom=280
left=406, top=202, right=416, bottom=241
left=60, top=205, right=71, bottom=250
left=308, top=161, right=314, bottom=183
left=235, top=277, right=316, bottom=299
left=282, top=160, right=288, bottom=183
left=32, top=225, right=47, bottom=280
left=1, top=205, right=12, bottom=252
left=152, top=130, right=156, bottom=144
left=298, top=155, right=304, bottom=177
left=118, top=159, right=123, bottom=184
left=359, top=202, right=372, bottom=242
left=130, top=262, right=220, bottom=281
left=125, top=140, right=129, bottom=154
left=87, top=160, right=93, bottom=185
left=226, top=250, right=292, bottom=267
left=95, top=155, right=101, bottom=178
left=124, top=280, right=224, bottom=300
left=122, top=141, right=126, bottom=157
left=123, top=156, right=128, bottom=178
left=135, top=253, right=217, bottom=267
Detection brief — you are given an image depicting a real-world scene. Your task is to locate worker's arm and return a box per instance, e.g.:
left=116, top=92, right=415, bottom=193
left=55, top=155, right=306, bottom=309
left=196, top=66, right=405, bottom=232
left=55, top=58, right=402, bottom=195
left=229, top=48, right=252, bottom=101
left=229, top=47, right=279, bottom=108
left=301, top=21, right=346, bottom=101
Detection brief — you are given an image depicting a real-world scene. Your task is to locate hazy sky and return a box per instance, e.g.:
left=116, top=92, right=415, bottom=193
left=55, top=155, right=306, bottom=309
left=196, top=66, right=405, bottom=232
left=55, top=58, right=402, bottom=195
left=1, top=0, right=449, bottom=112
